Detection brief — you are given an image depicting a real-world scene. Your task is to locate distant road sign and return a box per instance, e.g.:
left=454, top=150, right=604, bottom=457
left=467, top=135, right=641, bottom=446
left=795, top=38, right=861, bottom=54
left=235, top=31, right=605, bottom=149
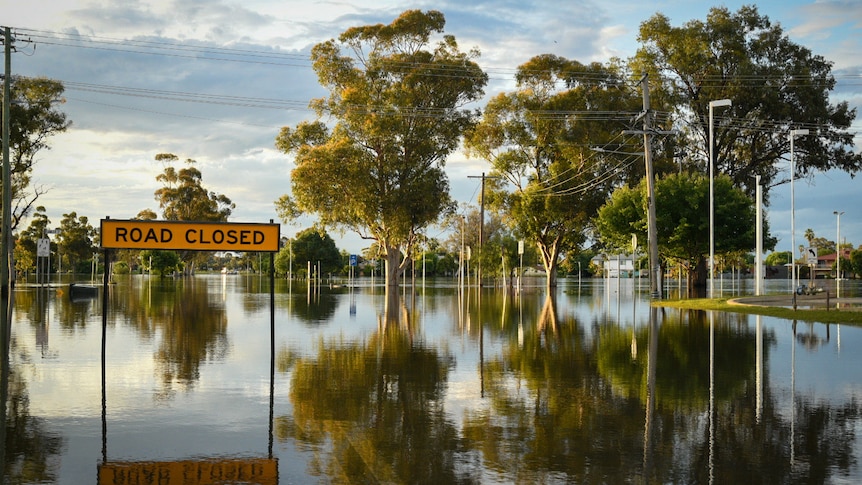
left=349, top=254, right=358, bottom=266
left=805, top=247, right=818, bottom=265
left=37, top=238, right=50, bottom=257
left=100, top=219, right=280, bottom=252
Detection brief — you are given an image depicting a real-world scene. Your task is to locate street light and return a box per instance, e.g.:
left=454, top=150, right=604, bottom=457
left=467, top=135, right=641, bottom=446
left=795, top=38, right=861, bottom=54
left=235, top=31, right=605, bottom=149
left=754, top=175, right=763, bottom=296
left=789, top=129, right=808, bottom=295
left=709, top=99, right=731, bottom=298
left=834, top=210, right=844, bottom=297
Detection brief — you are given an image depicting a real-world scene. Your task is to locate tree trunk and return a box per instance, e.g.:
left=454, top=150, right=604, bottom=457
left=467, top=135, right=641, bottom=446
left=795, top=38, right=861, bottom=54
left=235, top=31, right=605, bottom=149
left=384, top=245, right=402, bottom=288
left=545, top=260, right=558, bottom=291
left=688, top=256, right=707, bottom=297
left=537, top=240, right=561, bottom=291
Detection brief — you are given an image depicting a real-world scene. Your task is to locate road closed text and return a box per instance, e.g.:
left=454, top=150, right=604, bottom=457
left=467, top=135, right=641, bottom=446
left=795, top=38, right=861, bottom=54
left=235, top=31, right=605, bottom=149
left=100, top=219, right=280, bottom=252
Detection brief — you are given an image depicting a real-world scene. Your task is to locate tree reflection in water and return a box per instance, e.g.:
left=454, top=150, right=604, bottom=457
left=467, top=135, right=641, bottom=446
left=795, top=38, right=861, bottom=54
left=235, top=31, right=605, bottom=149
left=0, top=291, right=64, bottom=484
left=113, top=278, right=229, bottom=399
left=276, top=291, right=473, bottom=483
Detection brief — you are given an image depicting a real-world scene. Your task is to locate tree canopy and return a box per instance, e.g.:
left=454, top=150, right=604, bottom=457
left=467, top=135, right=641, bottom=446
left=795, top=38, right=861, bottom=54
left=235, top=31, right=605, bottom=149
left=55, top=211, right=96, bottom=273
left=275, top=228, right=342, bottom=277
left=14, top=206, right=52, bottom=275
left=275, top=9, right=488, bottom=289
left=465, top=54, right=642, bottom=288
left=2, top=76, right=69, bottom=230
left=594, top=172, right=771, bottom=292
left=153, top=153, right=234, bottom=273
left=153, top=153, right=234, bottom=222
left=633, top=5, right=861, bottom=198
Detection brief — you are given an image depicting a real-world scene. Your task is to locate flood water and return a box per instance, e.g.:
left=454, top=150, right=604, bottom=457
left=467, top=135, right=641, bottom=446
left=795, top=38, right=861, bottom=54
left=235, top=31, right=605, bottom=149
left=3, top=274, right=862, bottom=484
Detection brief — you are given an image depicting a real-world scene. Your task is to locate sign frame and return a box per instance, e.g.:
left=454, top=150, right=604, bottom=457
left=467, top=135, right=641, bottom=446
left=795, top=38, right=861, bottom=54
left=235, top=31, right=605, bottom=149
left=100, top=219, right=280, bottom=252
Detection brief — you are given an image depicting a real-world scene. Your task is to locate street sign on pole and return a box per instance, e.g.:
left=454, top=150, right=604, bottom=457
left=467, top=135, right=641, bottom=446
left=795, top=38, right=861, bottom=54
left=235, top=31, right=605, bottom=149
left=805, top=247, right=818, bottom=265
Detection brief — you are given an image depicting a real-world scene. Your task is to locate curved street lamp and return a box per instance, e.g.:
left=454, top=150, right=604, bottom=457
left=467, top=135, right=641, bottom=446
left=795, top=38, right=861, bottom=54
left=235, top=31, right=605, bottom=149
left=709, top=99, right=731, bottom=298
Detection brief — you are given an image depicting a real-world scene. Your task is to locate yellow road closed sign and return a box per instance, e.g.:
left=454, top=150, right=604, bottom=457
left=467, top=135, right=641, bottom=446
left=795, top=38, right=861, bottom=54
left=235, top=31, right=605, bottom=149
left=100, top=219, right=280, bottom=252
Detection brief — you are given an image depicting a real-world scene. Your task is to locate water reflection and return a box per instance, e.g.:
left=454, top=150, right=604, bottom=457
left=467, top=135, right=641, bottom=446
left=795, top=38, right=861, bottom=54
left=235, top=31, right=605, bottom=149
left=2, top=276, right=862, bottom=483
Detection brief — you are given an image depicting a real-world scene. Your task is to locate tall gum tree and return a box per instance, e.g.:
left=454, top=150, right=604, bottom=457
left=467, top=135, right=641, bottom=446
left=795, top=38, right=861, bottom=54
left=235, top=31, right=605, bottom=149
left=153, top=153, right=235, bottom=274
left=275, top=10, right=487, bottom=290
left=3, top=76, right=69, bottom=230
left=633, top=5, right=862, bottom=198
left=464, top=55, right=642, bottom=290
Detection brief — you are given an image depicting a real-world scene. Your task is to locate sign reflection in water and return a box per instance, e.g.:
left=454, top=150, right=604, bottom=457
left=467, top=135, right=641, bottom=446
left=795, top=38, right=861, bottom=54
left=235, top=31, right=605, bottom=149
left=2, top=275, right=862, bottom=484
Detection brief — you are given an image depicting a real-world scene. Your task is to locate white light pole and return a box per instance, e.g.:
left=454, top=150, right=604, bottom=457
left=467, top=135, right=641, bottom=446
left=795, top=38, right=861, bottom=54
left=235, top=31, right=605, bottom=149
left=834, top=210, right=844, bottom=298
left=755, top=175, right=763, bottom=296
left=709, top=99, right=731, bottom=298
left=789, top=129, right=808, bottom=295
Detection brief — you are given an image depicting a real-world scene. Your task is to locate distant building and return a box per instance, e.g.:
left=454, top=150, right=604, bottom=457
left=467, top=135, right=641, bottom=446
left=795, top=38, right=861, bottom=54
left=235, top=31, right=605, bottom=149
left=813, top=248, right=852, bottom=279
left=595, top=253, right=638, bottom=278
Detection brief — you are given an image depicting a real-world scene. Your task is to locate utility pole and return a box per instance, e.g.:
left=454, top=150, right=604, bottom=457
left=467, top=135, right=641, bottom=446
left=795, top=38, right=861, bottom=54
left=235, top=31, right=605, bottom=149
left=2, top=27, right=12, bottom=298
left=625, top=74, right=669, bottom=299
left=468, top=173, right=499, bottom=288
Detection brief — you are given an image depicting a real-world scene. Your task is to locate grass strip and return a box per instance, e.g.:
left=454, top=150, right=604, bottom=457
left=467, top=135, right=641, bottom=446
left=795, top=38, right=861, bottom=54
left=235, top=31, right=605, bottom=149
left=654, top=298, right=862, bottom=325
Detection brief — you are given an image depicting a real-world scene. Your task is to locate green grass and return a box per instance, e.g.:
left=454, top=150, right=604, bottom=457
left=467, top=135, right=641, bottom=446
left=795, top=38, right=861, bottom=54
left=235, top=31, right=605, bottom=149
left=654, top=298, right=862, bottom=325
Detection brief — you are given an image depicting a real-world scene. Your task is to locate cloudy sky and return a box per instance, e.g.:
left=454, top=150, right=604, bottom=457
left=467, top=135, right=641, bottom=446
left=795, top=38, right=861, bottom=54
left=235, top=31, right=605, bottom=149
left=3, top=0, right=861, bottom=255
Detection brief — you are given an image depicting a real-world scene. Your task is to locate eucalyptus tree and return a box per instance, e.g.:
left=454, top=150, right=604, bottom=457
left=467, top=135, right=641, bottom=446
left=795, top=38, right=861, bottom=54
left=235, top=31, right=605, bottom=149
left=153, top=153, right=234, bottom=273
left=153, top=153, right=234, bottom=222
left=14, top=206, right=52, bottom=274
left=2, top=76, right=69, bottom=230
left=275, top=227, right=341, bottom=278
left=55, top=211, right=96, bottom=273
left=275, top=10, right=488, bottom=289
left=465, top=55, right=642, bottom=289
left=633, top=5, right=862, bottom=197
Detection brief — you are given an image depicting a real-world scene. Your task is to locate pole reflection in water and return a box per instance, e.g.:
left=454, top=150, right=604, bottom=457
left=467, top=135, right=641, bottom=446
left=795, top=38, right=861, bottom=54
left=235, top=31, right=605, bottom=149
left=0, top=289, right=11, bottom=485
left=756, top=315, right=763, bottom=423
left=642, top=306, right=657, bottom=480
left=709, top=310, right=715, bottom=485
left=791, top=319, right=797, bottom=468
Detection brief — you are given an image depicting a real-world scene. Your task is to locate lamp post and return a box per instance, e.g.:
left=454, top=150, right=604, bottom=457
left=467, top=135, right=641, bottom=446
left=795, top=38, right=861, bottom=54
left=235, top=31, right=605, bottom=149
left=789, top=129, right=808, bottom=296
left=834, top=210, right=844, bottom=298
left=709, top=99, right=731, bottom=298
left=754, top=175, right=763, bottom=296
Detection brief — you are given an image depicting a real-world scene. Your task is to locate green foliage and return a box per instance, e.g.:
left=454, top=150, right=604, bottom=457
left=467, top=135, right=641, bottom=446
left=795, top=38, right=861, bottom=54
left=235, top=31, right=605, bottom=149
left=154, top=154, right=234, bottom=222
left=55, top=211, right=96, bottom=273
left=465, top=54, right=642, bottom=288
left=140, top=249, right=182, bottom=276
left=276, top=228, right=341, bottom=276
left=153, top=153, right=235, bottom=273
left=594, top=172, right=770, bottom=286
left=633, top=6, right=862, bottom=198
left=765, top=251, right=791, bottom=266
left=850, top=249, right=862, bottom=278
left=112, top=261, right=131, bottom=275
left=3, top=76, right=70, bottom=230
left=275, top=10, right=487, bottom=287
left=14, top=206, right=53, bottom=274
